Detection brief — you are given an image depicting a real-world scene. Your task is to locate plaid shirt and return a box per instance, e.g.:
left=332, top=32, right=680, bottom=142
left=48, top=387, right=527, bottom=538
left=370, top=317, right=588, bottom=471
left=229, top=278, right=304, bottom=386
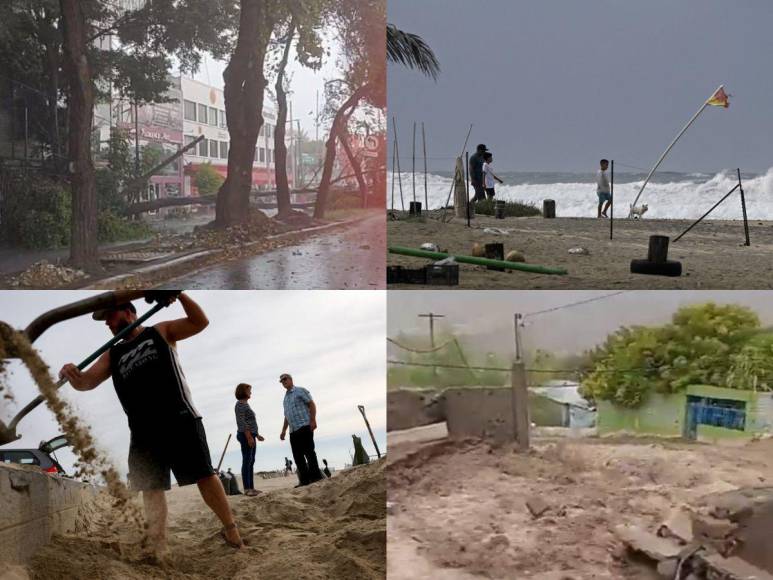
left=283, top=386, right=313, bottom=433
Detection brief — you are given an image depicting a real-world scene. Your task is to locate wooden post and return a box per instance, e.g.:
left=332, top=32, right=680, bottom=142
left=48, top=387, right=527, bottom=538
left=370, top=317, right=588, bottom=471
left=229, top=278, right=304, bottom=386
left=392, top=116, right=404, bottom=210
left=647, top=235, right=670, bottom=263
left=465, top=151, right=472, bottom=227
left=422, top=122, right=428, bottom=211
left=511, top=362, right=530, bottom=450
left=738, top=168, right=750, bottom=246
left=412, top=121, right=417, bottom=204
left=390, top=138, right=396, bottom=211
left=216, top=433, right=232, bottom=473
left=453, top=157, right=467, bottom=218
left=357, top=405, right=381, bottom=459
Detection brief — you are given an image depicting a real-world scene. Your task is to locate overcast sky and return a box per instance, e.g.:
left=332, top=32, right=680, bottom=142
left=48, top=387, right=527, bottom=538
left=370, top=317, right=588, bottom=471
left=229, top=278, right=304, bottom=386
left=0, top=291, right=385, bottom=477
left=388, top=0, right=773, bottom=173
left=388, top=290, right=773, bottom=359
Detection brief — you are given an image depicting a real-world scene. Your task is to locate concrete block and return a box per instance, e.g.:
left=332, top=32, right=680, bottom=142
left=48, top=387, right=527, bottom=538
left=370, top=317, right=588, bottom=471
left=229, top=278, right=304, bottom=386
left=444, top=387, right=515, bottom=443
left=614, top=524, right=682, bottom=561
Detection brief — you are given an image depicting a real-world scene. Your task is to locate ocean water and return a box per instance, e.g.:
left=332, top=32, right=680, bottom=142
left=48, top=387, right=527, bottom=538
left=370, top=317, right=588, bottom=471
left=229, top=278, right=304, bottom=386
left=388, top=168, right=773, bottom=220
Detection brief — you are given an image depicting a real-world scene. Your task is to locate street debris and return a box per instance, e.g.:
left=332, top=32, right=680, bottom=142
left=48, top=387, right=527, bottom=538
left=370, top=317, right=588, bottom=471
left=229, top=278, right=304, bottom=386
left=9, top=261, right=88, bottom=288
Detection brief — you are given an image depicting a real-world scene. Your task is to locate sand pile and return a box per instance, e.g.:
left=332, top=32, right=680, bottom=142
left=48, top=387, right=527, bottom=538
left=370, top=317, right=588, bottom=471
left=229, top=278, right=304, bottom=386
left=27, top=459, right=386, bottom=579
left=388, top=432, right=773, bottom=579
left=8, top=261, right=88, bottom=288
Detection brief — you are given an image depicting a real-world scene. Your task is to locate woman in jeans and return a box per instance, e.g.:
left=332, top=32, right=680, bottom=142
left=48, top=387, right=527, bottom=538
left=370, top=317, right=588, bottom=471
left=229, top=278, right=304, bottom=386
left=234, top=383, right=264, bottom=496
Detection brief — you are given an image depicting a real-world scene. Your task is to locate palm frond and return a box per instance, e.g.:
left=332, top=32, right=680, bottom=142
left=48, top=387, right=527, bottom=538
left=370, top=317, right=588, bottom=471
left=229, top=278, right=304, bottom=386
left=387, top=23, right=440, bottom=80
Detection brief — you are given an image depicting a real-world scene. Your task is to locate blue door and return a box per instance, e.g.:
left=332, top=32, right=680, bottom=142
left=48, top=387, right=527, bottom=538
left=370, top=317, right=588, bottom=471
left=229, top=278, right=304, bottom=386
left=685, top=396, right=746, bottom=440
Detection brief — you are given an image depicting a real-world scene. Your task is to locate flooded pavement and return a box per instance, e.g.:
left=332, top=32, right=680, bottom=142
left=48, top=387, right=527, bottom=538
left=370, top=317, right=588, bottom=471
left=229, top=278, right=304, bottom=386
left=160, top=214, right=385, bottom=289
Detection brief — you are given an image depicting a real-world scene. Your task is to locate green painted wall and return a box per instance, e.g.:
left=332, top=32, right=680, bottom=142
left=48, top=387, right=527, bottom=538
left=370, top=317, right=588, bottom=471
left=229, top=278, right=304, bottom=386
left=598, top=384, right=773, bottom=439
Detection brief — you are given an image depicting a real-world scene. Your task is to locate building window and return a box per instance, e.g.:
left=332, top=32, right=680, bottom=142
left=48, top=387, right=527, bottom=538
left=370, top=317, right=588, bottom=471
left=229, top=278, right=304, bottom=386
left=209, top=107, right=218, bottom=127
left=219, top=110, right=227, bottom=128
left=259, top=147, right=265, bottom=163
left=198, top=138, right=208, bottom=157
left=197, top=104, right=208, bottom=125
left=184, top=100, right=196, bottom=121
left=184, top=135, right=196, bottom=147
left=210, top=139, right=219, bottom=158
left=220, top=141, right=228, bottom=159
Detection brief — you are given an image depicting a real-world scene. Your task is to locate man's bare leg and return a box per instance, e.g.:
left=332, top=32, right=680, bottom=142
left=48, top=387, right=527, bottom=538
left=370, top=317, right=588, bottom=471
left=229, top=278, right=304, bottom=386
left=142, top=489, right=168, bottom=554
left=197, top=474, right=243, bottom=547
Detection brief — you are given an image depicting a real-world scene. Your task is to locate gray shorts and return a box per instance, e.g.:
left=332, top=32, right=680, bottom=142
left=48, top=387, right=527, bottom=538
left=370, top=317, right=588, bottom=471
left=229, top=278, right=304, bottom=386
left=597, top=191, right=611, bottom=203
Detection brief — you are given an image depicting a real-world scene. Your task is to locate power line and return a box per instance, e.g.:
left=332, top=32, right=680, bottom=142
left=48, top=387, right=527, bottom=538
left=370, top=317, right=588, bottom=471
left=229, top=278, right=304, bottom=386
left=523, top=292, right=627, bottom=319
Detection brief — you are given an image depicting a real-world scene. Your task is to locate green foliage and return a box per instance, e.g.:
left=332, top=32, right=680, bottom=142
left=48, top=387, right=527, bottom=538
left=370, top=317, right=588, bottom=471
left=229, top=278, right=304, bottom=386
left=97, top=210, right=152, bottom=243
left=1, top=175, right=71, bottom=248
left=581, top=303, right=767, bottom=408
left=475, top=198, right=541, bottom=218
left=195, top=163, right=225, bottom=196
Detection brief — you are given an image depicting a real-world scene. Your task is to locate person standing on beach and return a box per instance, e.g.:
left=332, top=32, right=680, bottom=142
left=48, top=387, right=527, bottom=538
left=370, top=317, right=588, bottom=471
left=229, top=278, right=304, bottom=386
left=235, top=382, right=264, bottom=497
left=482, top=152, right=504, bottom=200
left=58, top=292, right=246, bottom=552
left=596, top=159, right=612, bottom=218
left=279, top=373, right=324, bottom=487
left=284, top=457, right=293, bottom=476
left=322, top=459, right=332, bottom=478
left=469, top=143, right=488, bottom=202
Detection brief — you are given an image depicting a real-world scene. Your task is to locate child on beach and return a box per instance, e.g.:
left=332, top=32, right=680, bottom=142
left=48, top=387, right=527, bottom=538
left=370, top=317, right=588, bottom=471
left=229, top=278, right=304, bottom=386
left=596, top=159, right=611, bottom=218
left=482, top=152, right=504, bottom=200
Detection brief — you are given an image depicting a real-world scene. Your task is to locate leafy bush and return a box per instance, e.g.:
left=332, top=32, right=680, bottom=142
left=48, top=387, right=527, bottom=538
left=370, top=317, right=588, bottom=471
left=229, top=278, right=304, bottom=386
left=98, top=210, right=152, bottom=242
left=580, top=303, right=764, bottom=408
left=475, top=198, right=541, bottom=217
left=195, top=163, right=224, bottom=195
left=1, top=176, right=71, bottom=248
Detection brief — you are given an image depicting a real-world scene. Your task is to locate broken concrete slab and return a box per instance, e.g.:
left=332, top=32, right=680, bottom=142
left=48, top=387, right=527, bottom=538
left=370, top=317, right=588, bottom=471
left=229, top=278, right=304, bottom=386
left=615, top=524, right=683, bottom=561
left=699, top=553, right=773, bottom=580
left=659, top=506, right=694, bottom=544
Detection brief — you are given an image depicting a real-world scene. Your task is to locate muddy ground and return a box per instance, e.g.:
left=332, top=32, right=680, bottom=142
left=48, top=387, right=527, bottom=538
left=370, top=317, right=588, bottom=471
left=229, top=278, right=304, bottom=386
left=387, top=212, right=773, bottom=289
left=387, top=424, right=773, bottom=579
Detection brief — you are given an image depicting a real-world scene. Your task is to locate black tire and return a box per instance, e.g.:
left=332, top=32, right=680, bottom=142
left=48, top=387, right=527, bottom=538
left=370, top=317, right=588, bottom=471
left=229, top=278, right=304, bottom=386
left=630, top=259, right=682, bottom=277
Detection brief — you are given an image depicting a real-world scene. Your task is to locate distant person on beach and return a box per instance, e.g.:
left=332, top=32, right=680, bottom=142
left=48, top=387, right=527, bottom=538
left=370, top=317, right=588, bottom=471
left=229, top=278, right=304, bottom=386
left=279, top=373, right=324, bottom=487
left=58, top=292, right=246, bottom=551
left=235, top=382, right=264, bottom=497
left=596, top=159, right=612, bottom=218
left=482, top=152, right=504, bottom=200
left=284, top=457, right=293, bottom=476
left=469, top=143, right=488, bottom=202
left=322, top=459, right=332, bottom=478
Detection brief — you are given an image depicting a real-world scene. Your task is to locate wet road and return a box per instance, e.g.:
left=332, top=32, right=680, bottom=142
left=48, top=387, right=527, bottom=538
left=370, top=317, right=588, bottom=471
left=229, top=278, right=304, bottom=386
left=161, top=214, right=385, bottom=289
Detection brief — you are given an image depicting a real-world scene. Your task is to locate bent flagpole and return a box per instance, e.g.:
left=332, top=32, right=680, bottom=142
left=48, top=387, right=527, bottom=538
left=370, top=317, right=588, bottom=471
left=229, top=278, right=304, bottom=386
left=628, top=85, right=728, bottom=217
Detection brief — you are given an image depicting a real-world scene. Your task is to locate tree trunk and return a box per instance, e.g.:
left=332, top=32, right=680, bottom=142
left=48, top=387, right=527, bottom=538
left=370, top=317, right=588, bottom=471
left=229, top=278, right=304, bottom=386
left=313, top=84, right=369, bottom=219
left=274, top=18, right=295, bottom=219
left=215, top=0, right=270, bottom=228
left=37, top=6, right=62, bottom=166
left=337, top=125, right=368, bottom=208
left=60, top=0, right=99, bottom=271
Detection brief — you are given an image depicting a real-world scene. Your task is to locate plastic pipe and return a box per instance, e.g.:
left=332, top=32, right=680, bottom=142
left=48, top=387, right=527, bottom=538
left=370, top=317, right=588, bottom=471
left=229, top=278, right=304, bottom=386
left=388, top=246, right=568, bottom=275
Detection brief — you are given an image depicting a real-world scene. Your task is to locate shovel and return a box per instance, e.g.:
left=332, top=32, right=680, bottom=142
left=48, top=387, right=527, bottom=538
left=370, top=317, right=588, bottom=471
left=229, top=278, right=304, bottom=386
left=0, top=294, right=170, bottom=445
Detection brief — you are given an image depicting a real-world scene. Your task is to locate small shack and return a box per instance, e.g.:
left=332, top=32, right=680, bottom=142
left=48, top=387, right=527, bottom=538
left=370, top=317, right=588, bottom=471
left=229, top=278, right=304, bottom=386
left=597, top=384, right=773, bottom=441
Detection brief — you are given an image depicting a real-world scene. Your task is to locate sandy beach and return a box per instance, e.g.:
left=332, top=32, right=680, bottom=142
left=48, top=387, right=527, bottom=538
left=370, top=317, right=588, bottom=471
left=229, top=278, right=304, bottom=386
left=387, top=424, right=773, bottom=579
left=387, top=212, right=773, bottom=289
left=25, top=461, right=385, bottom=579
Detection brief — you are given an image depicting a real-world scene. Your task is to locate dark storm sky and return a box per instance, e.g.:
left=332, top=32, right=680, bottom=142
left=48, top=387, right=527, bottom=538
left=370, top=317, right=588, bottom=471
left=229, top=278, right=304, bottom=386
left=388, top=0, right=773, bottom=173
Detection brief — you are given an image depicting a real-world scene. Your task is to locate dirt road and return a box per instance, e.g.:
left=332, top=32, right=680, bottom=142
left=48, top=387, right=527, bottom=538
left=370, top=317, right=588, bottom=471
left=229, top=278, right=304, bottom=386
left=388, top=425, right=773, bottom=579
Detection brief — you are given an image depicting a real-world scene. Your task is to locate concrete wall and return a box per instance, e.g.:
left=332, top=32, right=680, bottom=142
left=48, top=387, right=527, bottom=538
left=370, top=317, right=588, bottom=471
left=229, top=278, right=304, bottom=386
left=443, top=387, right=516, bottom=443
left=0, top=464, right=97, bottom=564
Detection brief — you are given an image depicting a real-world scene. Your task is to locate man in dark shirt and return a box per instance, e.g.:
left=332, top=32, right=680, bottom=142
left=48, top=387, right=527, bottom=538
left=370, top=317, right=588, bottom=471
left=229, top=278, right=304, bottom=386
left=469, top=143, right=488, bottom=202
left=58, top=292, right=245, bottom=554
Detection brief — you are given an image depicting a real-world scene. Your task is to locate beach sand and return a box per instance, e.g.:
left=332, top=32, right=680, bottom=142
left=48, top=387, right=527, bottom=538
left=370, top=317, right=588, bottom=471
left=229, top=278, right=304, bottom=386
left=387, top=212, right=773, bottom=289
left=26, top=460, right=385, bottom=579
left=387, top=425, right=773, bottom=579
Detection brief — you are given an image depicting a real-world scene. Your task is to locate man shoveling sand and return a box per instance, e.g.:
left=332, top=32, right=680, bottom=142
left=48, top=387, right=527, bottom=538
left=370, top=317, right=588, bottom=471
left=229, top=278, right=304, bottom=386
left=58, top=291, right=245, bottom=553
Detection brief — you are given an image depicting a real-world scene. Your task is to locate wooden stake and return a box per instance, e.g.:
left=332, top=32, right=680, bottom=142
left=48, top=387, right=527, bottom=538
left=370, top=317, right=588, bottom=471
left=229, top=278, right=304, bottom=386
left=216, top=433, right=232, bottom=473
left=422, top=122, right=428, bottom=211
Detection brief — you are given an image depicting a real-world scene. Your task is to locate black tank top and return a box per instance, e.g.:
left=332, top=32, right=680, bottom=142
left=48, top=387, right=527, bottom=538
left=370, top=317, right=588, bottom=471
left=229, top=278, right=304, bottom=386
left=109, top=326, right=201, bottom=432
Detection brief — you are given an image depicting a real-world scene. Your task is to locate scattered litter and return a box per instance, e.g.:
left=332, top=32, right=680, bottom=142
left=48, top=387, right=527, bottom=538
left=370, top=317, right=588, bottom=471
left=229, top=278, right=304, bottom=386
left=9, top=260, right=88, bottom=288
left=483, top=227, right=510, bottom=235
left=504, top=250, right=526, bottom=263
left=420, top=242, right=440, bottom=252
left=471, top=242, right=485, bottom=257
left=433, top=257, right=457, bottom=266
left=526, top=496, right=550, bottom=519
left=568, top=247, right=590, bottom=255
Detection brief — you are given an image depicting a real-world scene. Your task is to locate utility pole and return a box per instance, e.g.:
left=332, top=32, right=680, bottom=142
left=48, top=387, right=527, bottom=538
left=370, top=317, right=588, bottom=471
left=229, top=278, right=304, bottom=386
left=357, top=405, right=381, bottom=459
left=514, top=313, right=523, bottom=361
left=315, top=89, right=319, bottom=141
left=418, top=312, right=445, bottom=348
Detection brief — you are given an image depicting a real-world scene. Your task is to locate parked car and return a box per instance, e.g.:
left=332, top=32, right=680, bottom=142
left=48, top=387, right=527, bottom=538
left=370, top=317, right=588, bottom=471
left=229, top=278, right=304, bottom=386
left=0, top=435, right=69, bottom=475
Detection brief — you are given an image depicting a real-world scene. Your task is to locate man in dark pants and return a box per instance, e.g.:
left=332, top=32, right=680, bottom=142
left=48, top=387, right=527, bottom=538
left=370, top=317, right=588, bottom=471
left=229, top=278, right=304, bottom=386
left=59, top=292, right=245, bottom=553
left=469, top=143, right=488, bottom=202
left=279, top=373, right=323, bottom=487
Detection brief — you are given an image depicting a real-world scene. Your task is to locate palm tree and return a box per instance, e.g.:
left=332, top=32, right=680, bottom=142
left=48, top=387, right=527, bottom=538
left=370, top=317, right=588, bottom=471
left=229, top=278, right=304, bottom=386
left=387, top=24, right=440, bottom=80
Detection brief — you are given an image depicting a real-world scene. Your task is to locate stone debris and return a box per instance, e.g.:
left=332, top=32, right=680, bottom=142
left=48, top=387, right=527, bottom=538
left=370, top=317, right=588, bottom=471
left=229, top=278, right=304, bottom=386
left=568, top=247, right=590, bottom=255
left=526, top=496, right=550, bottom=519
left=614, top=524, right=682, bottom=561
left=9, top=261, right=87, bottom=288
left=658, top=506, right=695, bottom=544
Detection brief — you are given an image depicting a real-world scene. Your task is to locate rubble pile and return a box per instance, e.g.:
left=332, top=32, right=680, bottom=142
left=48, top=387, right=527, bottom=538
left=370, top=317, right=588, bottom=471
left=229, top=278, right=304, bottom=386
left=9, top=260, right=87, bottom=288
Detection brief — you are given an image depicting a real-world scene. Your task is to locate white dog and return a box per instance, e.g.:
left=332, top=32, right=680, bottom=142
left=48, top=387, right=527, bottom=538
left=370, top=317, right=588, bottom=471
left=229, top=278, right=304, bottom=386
left=630, top=203, right=649, bottom=219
